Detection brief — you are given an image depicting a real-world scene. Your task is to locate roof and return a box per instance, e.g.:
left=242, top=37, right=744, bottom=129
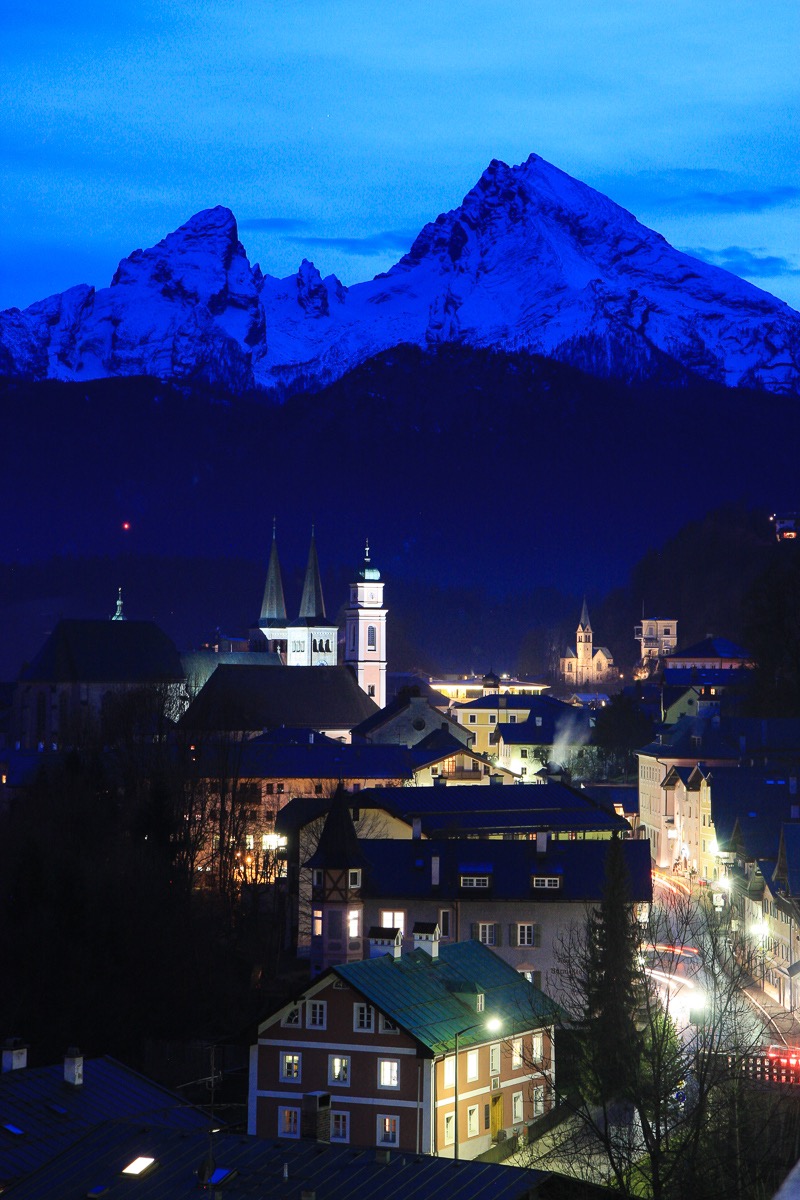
left=335, top=940, right=557, bottom=1054
left=259, top=527, right=287, bottom=624
left=181, top=651, right=282, bottom=693
left=709, top=768, right=800, bottom=860
left=455, top=693, right=563, bottom=712
left=305, top=786, right=370, bottom=870
left=276, top=781, right=630, bottom=842
left=579, top=597, right=591, bottom=629
left=669, top=636, right=752, bottom=661
left=297, top=532, right=326, bottom=620
left=492, top=700, right=592, bottom=747
left=19, top=620, right=185, bottom=685
left=354, top=836, right=653, bottom=906
left=0, top=1055, right=210, bottom=1189
left=179, top=664, right=379, bottom=732
left=192, top=733, right=415, bottom=784
left=3, top=1123, right=546, bottom=1200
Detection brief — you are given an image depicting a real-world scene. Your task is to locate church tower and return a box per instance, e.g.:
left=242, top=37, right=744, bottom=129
left=344, top=540, right=387, bottom=708
left=254, top=520, right=288, bottom=656
left=286, top=529, right=339, bottom=666
left=576, top=598, right=593, bottom=685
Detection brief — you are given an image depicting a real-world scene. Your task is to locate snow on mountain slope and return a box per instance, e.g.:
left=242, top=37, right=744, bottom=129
left=2, top=154, right=799, bottom=394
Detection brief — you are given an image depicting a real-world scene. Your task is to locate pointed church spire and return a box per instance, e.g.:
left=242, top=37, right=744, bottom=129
left=260, top=519, right=287, bottom=624
left=111, top=587, right=126, bottom=621
left=579, top=596, right=591, bottom=630
left=298, top=527, right=326, bottom=620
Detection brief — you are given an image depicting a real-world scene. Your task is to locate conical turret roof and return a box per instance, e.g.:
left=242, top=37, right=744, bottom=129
left=579, top=597, right=591, bottom=630
left=298, top=529, right=326, bottom=620
left=259, top=522, right=287, bottom=625
left=305, top=784, right=368, bottom=870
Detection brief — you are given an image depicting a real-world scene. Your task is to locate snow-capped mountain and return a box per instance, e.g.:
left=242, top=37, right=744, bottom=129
left=3, top=154, right=799, bottom=394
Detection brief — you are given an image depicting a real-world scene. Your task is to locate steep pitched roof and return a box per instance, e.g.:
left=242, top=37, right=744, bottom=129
left=180, top=664, right=379, bottom=733
left=305, top=785, right=369, bottom=869
left=335, top=939, right=556, bottom=1054
left=259, top=525, right=287, bottom=625
left=296, top=531, right=326, bottom=621
left=19, top=620, right=184, bottom=684
left=579, top=597, right=591, bottom=630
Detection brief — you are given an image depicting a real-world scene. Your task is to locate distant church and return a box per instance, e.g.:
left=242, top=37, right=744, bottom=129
left=250, top=527, right=387, bottom=708
left=559, top=599, right=615, bottom=687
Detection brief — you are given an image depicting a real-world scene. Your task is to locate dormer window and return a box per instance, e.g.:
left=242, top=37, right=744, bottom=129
left=476, top=993, right=485, bottom=1012
left=460, top=874, right=490, bottom=888
left=349, top=868, right=362, bottom=888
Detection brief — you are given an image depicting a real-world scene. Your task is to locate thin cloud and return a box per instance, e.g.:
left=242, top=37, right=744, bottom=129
left=238, top=217, right=311, bottom=232
left=685, top=245, right=800, bottom=278
left=287, top=230, right=417, bottom=256
left=674, top=186, right=800, bottom=214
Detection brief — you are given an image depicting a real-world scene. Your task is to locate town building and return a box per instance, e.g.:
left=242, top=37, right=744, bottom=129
left=634, top=618, right=678, bottom=667
left=248, top=935, right=556, bottom=1160
left=559, top=600, right=615, bottom=687
left=344, top=541, right=387, bottom=709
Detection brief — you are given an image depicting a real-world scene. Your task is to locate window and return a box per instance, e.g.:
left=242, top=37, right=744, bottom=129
left=348, top=909, right=360, bottom=938
left=535, top=716, right=543, bottom=727
left=467, top=1105, right=479, bottom=1136
left=349, top=868, right=362, bottom=888
left=533, top=1084, right=545, bottom=1116
left=461, top=875, right=490, bottom=888
left=444, top=1056, right=455, bottom=1088
left=444, top=1112, right=455, bottom=1144
left=512, top=1038, right=523, bottom=1069
left=439, top=909, right=451, bottom=938
left=378, top=1059, right=399, bottom=1089
left=490, top=1044, right=500, bottom=1075
left=521, top=748, right=528, bottom=758
left=282, top=1006, right=301, bottom=1028
left=368, top=684, right=376, bottom=697
left=279, top=1107, right=300, bottom=1138
left=308, top=1000, right=327, bottom=1029
left=478, top=923, right=496, bottom=946
left=476, top=992, right=485, bottom=1012
left=380, top=1014, right=398, bottom=1033
left=466, top=1050, right=479, bottom=1082
left=331, top=1111, right=350, bottom=1142
left=469, top=714, right=477, bottom=724
left=312, top=909, right=322, bottom=938
left=518, top=923, right=535, bottom=945
left=328, top=1055, right=350, bottom=1086
left=512, top=1091, right=523, bottom=1123
left=349, top=625, right=356, bottom=650
left=367, top=625, right=377, bottom=650
left=354, top=1003, right=374, bottom=1032
left=280, top=1052, right=301, bottom=1082
left=532, top=1032, right=543, bottom=1061
left=377, top=1115, right=398, bottom=1145
left=509, top=715, right=517, bottom=724
left=380, top=909, right=405, bottom=933
left=532, top=876, right=560, bottom=889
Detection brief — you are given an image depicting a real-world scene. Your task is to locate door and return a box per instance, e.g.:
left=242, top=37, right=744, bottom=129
left=491, top=1093, right=504, bottom=1140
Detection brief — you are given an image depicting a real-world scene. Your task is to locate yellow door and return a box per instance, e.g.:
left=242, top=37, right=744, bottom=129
left=491, top=1094, right=504, bottom=1140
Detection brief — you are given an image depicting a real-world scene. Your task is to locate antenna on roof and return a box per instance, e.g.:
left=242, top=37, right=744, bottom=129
left=111, top=587, right=126, bottom=621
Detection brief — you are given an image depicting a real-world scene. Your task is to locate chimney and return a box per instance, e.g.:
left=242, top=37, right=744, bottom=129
left=412, top=816, right=422, bottom=839
left=64, top=1047, right=84, bottom=1087
left=431, top=855, right=440, bottom=886
left=369, top=927, right=402, bottom=959
left=301, top=1092, right=330, bottom=1143
left=537, top=832, right=548, bottom=854
left=2, top=1038, right=27, bottom=1072
left=412, top=922, right=440, bottom=958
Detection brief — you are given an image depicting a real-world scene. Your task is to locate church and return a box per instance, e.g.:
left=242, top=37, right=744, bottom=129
left=559, top=599, right=615, bottom=687
left=250, top=527, right=387, bottom=709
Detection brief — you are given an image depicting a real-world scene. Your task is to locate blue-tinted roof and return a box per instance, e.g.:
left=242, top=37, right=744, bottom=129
left=336, top=940, right=557, bottom=1054
left=4, top=1123, right=546, bottom=1200
left=710, top=769, right=798, bottom=859
left=0, top=1056, right=210, bottom=1189
left=356, top=837, right=653, bottom=905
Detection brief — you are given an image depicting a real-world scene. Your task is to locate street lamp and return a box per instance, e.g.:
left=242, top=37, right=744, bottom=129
left=453, top=1017, right=501, bottom=1160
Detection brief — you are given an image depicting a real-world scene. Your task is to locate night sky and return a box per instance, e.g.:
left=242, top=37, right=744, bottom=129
left=3, top=0, right=799, bottom=313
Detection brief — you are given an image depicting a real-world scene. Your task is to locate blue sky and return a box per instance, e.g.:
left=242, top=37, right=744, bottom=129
left=2, top=0, right=799, bottom=311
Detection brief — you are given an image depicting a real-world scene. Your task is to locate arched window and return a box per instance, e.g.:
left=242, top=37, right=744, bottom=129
left=312, top=638, right=318, bottom=653
left=367, top=625, right=377, bottom=651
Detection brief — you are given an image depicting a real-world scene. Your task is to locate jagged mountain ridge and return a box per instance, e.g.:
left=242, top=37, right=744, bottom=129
left=2, top=153, right=799, bottom=394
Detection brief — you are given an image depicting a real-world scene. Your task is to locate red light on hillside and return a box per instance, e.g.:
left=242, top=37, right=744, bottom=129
left=122, top=521, right=131, bottom=531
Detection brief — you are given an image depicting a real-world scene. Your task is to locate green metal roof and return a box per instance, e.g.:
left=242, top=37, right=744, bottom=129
left=334, top=940, right=558, bottom=1056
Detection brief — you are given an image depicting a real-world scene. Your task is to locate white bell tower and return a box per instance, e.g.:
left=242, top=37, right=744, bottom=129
left=344, top=540, right=387, bottom=708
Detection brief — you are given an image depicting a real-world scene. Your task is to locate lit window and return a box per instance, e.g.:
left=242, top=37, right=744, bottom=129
left=534, top=1084, right=545, bottom=1115
left=512, top=1091, right=523, bottom=1122
left=532, top=1032, right=543, bottom=1061
left=354, top=1003, right=374, bottom=1032
left=467, top=1105, right=478, bottom=1136
left=331, top=1111, right=350, bottom=1142
left=280, top=1052, right=301, bottom=1082
left=490, top=1044, right=500, bottom=1075
left=377, top=1115, right=398, bottom=1145
left=380, top=909, right=405, bottom=932
left=512, top=1038, right=523, bottom=1069
left=312, top=909, right=322, bottom=938
left=444, top=1056, right=455, bottom=1088
left=328, top=1055, right=350, bottom=1085
left=378, top=1059, right=399, bottom=1088
left=348, top=909, right=360, bottom=938
left=466, top=1050, right=478, bottom=1082
left=279, top=1108, right=300, bottom=1138
left=308, top=1000, right=327, bottom=1029
left=122, top=1157, right=156, bottom=1177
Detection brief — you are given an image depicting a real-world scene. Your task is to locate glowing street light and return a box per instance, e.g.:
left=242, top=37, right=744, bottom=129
left=453, top=1017, right=502, bottom=1159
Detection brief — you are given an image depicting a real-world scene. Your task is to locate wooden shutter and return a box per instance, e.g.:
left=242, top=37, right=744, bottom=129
left=508, top=924, right=518, bottom=947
